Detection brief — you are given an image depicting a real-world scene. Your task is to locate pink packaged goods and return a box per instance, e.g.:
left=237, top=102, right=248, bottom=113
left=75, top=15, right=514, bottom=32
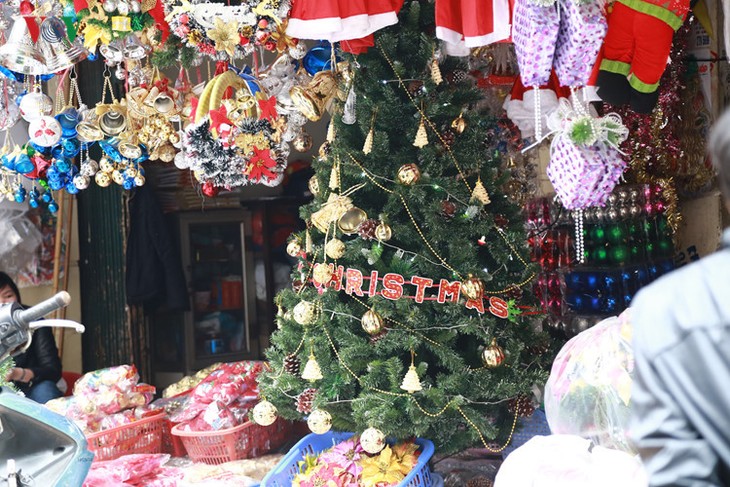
left=170, top=361, right=263, bottom=432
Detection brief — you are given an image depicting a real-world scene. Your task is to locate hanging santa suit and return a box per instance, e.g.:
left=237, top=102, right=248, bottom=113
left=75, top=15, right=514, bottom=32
left=286, top=0, right=404, bottom=43
left=435, top=0, right=512, bottom=55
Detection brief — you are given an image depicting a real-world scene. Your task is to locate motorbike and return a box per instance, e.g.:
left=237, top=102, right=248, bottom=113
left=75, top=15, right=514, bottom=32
left=0, top=291, right=93, bottom=487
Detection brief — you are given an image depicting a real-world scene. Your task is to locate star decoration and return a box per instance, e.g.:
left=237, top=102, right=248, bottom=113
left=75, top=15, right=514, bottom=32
left=206, top=18, right=240, bottom=57
left=246, top=146, right=277, bottom=182
left=257, top=95, right=278, bottom=121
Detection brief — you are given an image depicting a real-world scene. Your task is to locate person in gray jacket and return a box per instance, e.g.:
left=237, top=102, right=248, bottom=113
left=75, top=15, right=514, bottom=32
left=629, top=110, right=730, bottom=487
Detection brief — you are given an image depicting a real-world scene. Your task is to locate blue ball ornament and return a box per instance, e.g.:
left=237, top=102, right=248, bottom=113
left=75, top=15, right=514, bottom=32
left=41, top=191, right=52, bottom=203
left=29, top=142, right=51, bottom=156
left=302, top=41, right=339, bottom=75
left=51, top=145, right=64, bottom=159
left=122, top=177, right=135, bottom=190
left=65, top=181, right=79, bottom=194
left=47, top=200, right=59, bottom=213
left=62, top=138, right=81, bottom=157
left=55, top=158, right=73, bottom=173
left=29, top=197, right=39, bottom=208
left=48, top=178, right=64, bottom=191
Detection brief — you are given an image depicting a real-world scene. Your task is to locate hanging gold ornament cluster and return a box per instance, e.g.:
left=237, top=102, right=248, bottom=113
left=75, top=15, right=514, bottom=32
left=293, top=301, right=317, bottom=326
left=360, top=427, right=386, bottom=454
left=301, top=351, right=324, bottom=382
left=481, top=339, right=505, bottom=368
left=397, top=163, right=421, bottom=185
left=461, top=275, right=485, bottom=301
left=307, top=409, right=332, bottom=435
left=252, top=400, right=278, bottom=426
left=311, top=193, right=354, bottom=233
left=361, top=308, right=384, bottom=335
left=470, top=178, right=491, bottom=205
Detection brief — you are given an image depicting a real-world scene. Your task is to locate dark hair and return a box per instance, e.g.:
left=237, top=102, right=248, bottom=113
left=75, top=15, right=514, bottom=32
left=0, top=272, right=21, bottom=302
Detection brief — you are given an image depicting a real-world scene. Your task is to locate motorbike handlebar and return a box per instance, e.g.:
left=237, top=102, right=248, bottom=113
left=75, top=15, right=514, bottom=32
left=13, top=291, right=71, bottom=327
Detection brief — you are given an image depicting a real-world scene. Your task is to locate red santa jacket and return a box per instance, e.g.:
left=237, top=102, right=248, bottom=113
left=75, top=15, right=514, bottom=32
left=617, top=0, right=690, bottom=30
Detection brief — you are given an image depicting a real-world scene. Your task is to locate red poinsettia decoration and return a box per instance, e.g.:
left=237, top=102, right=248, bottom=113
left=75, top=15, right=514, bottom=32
left=246, top=146, right=277, bottom=182
left=257, top=96, right=278, bottom=121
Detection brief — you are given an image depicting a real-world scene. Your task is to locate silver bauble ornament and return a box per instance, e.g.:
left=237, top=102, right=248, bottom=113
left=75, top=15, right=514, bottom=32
left=102, top=0, right=117, bottom=12
left=360, top=427, right=386, bottom=454
left=252, top=400, right=277, bottom=426
left=307, top=409, right=332, bottom=435
left=73, top=174, right=90, bottom=190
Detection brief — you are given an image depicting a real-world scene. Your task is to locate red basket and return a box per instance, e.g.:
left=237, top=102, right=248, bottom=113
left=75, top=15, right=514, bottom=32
left=161, top=418, right=188, bottom=457
left=171, top=418, right=292, bottom=465
left=86, top=412, right=166, bottom=462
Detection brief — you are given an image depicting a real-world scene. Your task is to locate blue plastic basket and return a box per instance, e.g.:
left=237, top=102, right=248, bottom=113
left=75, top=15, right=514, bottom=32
left=261, top=432, right=436, bottom=486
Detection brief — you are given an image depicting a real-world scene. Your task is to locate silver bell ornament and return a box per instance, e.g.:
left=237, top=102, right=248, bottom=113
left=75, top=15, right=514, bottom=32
left=114, top=64, right=127, bottom=80
left=37, top=17, right=89, bottom=73
left=0, top=16, right=47, bottom=75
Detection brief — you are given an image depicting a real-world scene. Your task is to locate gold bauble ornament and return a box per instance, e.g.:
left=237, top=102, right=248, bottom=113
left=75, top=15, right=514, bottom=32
left=361, top=309, right=384, bottom=335
left=169, top=132, right=181, bottom=145
left=159, top=145, right=176, bottom=163
left=400, top=364, right=423, bottom=393
left=337, top=207, right=367, bottom=235
left=360, top=427, right=386, bottom=454
left=99, top=157, right=114, bottom=173
left=481, top=338, right=505, bottom=368
left=451, top=113, right=467, bottom=134
left=307, top=409, right=332, bottom=435
left=325, top=238, right=346, bottom=259
left=318, top=141, right=331, bottom=161
left=312, top=263, right=334, bottom=286
left=95, top=171, right=111, bottom=187
left=375, top=222, right=392, bottom=242
left=293, top=131, right=313, bottom=152
left=397, top=163, right=421, bottom=185
left=293, top=301, right=317, bottom=325
left=286, top=239, right=302, bottom=257
left=138, top=131, right=150, bottom=144
left=134, top=174, right=146, bottom=186
left=308, top=176, right=320, bottom=196
left=461, top=275, right=485, bottom=301
left=111, top=169, right=125, bottom=185
left=252, top=400, right=278, bottom=426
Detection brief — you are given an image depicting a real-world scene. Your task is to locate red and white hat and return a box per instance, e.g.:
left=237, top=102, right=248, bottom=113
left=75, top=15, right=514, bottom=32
left=436, top=0, right=513, bottom=56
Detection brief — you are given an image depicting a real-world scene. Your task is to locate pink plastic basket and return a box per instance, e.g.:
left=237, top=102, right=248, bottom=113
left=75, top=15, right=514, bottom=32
left=86, top=412, right=166, bottom=462
left=161, top=418, right=188, bottom=457
left=172, top=418, right=292, bottom=465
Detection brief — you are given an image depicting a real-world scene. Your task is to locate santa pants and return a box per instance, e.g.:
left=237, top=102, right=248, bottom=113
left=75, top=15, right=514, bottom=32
left=599, top=2, right=674, bottom=95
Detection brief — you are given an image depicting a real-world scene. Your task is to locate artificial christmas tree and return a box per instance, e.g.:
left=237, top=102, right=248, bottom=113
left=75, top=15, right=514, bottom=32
left=258, top=1, right=552, bottom=453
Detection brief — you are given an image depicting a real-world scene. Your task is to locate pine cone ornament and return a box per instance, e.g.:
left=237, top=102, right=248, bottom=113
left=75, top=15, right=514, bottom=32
left=370, top=330, right=388, bottom=344
left=504, top=285, right=522, bottom=300
left=494, top=214, right=510, bottom=229
left=466, top=477, right=494, bottom=487
left=440, top=200, right=457, bottom=218
left=407, top=80, right=425, bottom=97
left=296, top=388, right=317, bottom=414
left=283, top=353, right=301, bottom=375
left=525, top=336, right=551, bottom=356
left=292, top=279, right=305, bottom=292
left=509, top=394, right=536, bottom=418
left=446, top=69, right=468, bottom=84
left=358, top=219, right=378, bottom=240
left=440, top=129, right=455, bottom=147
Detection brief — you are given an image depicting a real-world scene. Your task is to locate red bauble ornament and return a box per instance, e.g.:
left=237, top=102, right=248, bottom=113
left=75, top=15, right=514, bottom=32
left=201, top=181, right=219, bottom=198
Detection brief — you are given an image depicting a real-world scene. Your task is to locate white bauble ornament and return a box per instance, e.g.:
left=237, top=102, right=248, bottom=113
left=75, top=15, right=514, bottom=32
left=28, top=116, right=62, bottom=147
left=307, top=409, right=332, bottom=435
left=360, top=427, right=386, bottom=454
left=252, top=400, right=278, bottom=426
left=293, top=300, right=316, bottom=325
left=19, top=89, right=53, bottom=122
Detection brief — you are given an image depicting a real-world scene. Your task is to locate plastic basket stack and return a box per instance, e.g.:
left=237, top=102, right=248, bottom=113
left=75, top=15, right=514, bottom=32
left=172, top=417, right=293, bottom=465
left=261, top=432, right=436, bottom=487
left=86, top=412, right=166, bottom=461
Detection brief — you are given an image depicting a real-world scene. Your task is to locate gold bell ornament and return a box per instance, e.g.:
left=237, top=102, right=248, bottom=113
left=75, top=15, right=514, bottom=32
left=307, top=409, right=332, bottom=435
left=337, top=207, right=368, bottom=235
left=375, top=222, right=392, bottom=242
left=290, top=71, right=338, bottom=121
left=451, top=111, right=467, bottom=134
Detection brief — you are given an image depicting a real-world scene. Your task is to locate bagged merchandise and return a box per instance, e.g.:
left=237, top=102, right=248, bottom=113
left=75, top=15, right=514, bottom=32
left=162, top=364, right=222, bottom=399
left=169, top=361, right=264, bottom=432
left=46, top=365, right=160, bottom=434
left=544, top=311, right=635, bottom=453
left=82, top=454, right=184, bottom=487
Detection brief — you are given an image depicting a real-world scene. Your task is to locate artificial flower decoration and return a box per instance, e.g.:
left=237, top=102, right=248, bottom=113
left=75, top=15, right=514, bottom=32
left=359, top=446, right=407, bottom=487
left=293, top=464, right=340, bottom=487
left=257, top=95, right=278, bottom=121
left=206, top=18, right=240, bottom=57
left=246, top=145, right=277, bottom=182
left=319, top=438, right=364, bottom=478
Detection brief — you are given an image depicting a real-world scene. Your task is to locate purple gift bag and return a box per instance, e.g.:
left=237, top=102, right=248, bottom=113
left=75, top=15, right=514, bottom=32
left=512, top=0, right=560, bottom=88
left=553, top=0, right=607, bottom=87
